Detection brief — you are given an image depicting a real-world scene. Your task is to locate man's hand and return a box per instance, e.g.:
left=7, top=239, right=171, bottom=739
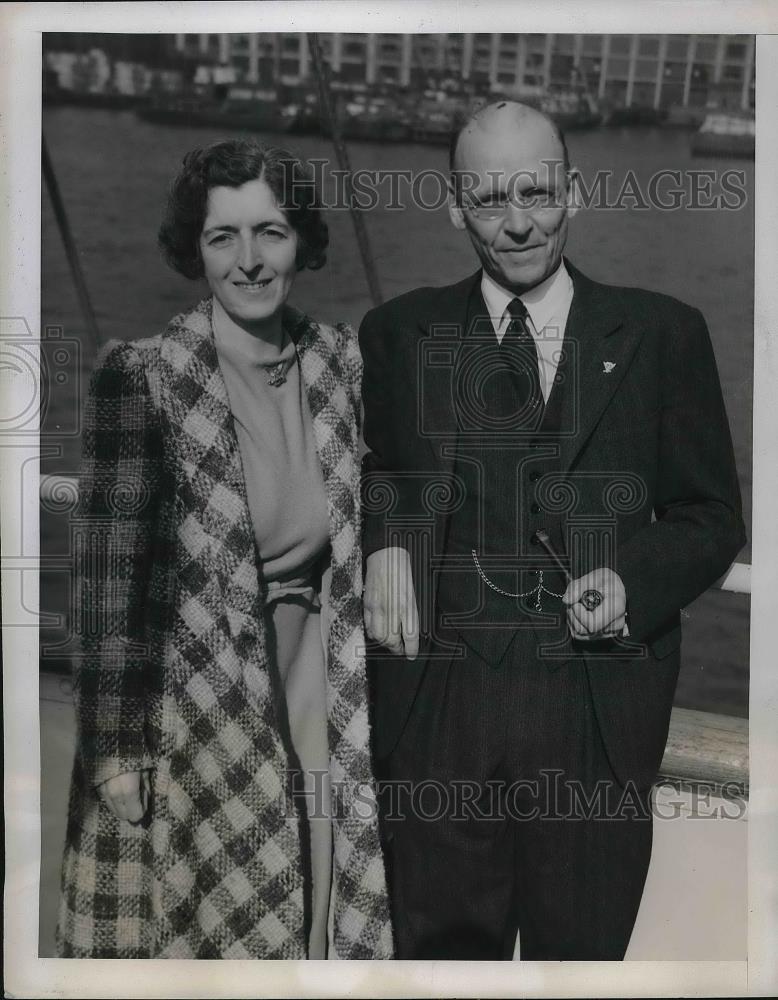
left=563, top=568, right=627, bottom=640
left=364, top=547, right=420, bottom=659
left=97, top=769, right=151, bottom=823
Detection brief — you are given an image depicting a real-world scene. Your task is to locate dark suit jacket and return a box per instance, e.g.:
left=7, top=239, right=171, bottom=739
left=359, top=260, right=746, bottom=788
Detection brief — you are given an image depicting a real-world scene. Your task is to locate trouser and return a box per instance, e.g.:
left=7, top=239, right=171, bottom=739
left=378, top=632, right=654, bottom=961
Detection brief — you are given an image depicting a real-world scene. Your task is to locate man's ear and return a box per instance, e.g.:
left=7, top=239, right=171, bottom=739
left=566, top=167, right=582, bottom=218
left=448, top=181, right=467, bottom=231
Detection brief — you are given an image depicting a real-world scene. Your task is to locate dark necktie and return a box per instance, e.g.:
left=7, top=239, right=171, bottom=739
left=502, top=297, right=544, bottom=428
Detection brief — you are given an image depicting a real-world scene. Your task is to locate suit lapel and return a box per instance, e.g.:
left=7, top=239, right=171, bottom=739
left=416, top=271, right=482, bottom=477
left=557, top=261, right=645, bottom=472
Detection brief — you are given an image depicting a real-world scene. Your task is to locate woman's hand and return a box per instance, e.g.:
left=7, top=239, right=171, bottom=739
left=97, top=769, right=152, bottom=823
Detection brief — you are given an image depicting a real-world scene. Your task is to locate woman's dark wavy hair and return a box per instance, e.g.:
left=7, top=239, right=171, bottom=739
left=158, top=138, right=328, bottom=279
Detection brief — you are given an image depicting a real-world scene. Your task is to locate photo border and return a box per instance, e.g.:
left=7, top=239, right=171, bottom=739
left=2, top=2, right=776, bottom=996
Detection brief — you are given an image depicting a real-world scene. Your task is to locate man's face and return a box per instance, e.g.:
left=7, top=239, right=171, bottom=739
left=449, top=113, right=571, bottom=294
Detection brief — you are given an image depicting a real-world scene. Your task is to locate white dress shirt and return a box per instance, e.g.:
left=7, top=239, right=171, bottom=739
left=480, top=261, right=574, bottom=403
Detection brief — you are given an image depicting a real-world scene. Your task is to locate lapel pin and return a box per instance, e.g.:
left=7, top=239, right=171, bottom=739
left=602, top=361, right=616, bottom=374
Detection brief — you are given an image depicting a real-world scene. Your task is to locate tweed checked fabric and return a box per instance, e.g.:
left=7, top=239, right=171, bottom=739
left=57, top=298, right=394, bottom=959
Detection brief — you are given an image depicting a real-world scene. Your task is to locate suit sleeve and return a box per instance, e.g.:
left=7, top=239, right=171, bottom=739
left=72, top=340, right=162, bottom=788
left=359, top=306, right=428, bottom=560
left=359, top=307, right=391, bottom=559
left=615, top=307, right=746, bottom=643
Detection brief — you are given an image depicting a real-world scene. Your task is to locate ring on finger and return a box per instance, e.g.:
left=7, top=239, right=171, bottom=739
left=581, top=589, right=604, bottom=611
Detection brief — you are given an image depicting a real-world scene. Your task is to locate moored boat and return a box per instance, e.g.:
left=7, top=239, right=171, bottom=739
left=690, top=113, right=755, bottom=158
left=341, top=93, right=413, bottom=142
left=136, top=85, right=285, bottom=133
left=604, top=104, right=668, bottom=127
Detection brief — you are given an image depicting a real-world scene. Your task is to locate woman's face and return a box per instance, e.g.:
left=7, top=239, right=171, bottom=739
left=199, top=176, right=299, bottom=332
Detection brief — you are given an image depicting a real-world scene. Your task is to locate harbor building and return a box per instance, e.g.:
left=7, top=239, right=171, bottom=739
left=172, top=33, right=755, bottom=111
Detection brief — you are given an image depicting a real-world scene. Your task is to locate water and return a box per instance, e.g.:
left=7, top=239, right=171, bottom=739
left=40, top=107, right=753, bottom=716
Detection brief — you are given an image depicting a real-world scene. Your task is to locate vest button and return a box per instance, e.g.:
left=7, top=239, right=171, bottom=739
left=529, top=471, right=540, bottom=482
left=531, top=502, right=542, bottom=514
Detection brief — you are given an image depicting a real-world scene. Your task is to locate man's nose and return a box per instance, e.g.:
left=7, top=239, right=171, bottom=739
left=502, top=201, right=535, bottom=237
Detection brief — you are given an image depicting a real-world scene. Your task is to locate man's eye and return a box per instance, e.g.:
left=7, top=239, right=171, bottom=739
left=208, top=233, right=232, bottom=246
left=262, top=229, right=287, bottom=240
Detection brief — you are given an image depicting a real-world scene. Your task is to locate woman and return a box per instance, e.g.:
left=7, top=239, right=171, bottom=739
left=56, top=139, right=393, bottom=960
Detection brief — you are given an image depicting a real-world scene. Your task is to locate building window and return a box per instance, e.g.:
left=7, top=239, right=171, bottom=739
left=634, top=58, right=659, bottom=80
left=582, top=34, right=603, bottom=54
left=666, top=36, right=690, bottom=59
left=525, top=35, right=547, bottom=52
left=659, top=82, right=684, bottom=108
left=638, top=37, right=660, bottom=57
left=340, top=62, right=366, bottom=82
left=631, top=81, right=655, bottom=104
left=555, top=34, right=576, bottom=54
left=609, top=35, right=631, bottom=55
left=691, top=63, right=710, bottom=83
left=662, top=60, right=686, bottom=81
left=604, top=78, right=628, bottom=101
left=694, top=40, right=718, bottom=61
left=579, top=56, right=601, bottom=85
left=723, top=63, right=744, bottom=81
left=606, top=57, right=631, bottom=77
left=725, top=41, right=747, bottom=60
left=344, top=42, right=365, bottom=58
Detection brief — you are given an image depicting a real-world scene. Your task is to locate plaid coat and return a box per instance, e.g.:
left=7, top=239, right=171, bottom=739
left=57, top=298, right=394, bottom=959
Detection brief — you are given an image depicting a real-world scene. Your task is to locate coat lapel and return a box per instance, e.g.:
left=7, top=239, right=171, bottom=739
left=293, top=309, right=361, bottom=608
left=160, top=298, right=262, bottom=645
left=557, top=261, right=645, bottom=472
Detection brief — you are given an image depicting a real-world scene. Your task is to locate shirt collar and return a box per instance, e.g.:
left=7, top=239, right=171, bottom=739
left=480, top=260, right=573, bottom=333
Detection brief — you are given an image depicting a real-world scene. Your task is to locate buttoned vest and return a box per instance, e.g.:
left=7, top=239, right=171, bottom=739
left=437, top=288, right=570, bottom=666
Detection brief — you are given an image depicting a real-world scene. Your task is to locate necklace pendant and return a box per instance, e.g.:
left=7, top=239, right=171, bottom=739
left=265, top=362, right=288, bottom=387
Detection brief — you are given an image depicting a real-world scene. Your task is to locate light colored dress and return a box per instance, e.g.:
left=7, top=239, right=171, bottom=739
left=213, top=320, right=333, bottom=959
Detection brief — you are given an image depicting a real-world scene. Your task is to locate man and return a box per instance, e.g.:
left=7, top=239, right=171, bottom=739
left=359, top=102, right=745, bottom=961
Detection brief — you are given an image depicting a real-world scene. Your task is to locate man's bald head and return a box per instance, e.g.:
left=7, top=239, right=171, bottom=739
left=446, top=100, right=574, bottom=295
left=449, top=100, right=570, bottom=179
